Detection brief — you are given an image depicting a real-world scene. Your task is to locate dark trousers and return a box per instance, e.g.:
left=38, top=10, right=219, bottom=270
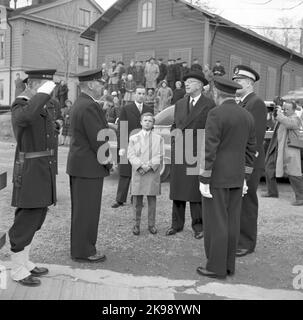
left=265, top=170, right=279, bottom=197
left=238, top=168, right=262, bottom=252
left=70, top=176, right=104, bottom=258
left=9, top=207, right=47, bottom=253
left=289, top=176, right=303, bottom=200
left=202, top=188, right=242, bottom=276
left=171, top=200, right=202, bottom=233
left=116, top=175, right=131, bottom=204
left=133, top=195, right=156, bottom=227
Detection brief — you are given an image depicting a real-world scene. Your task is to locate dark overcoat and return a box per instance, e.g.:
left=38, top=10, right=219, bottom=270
left=117, top=102, right=154, bottom=177
left=11, top=92, right=57, bottom=208
left=199, top=99, right=256, bottom=187
left=239, top=92, right=267, bottom=169
left=169, top=94, right=215, bottom=202
left=66, top=93, right=110, bottom=178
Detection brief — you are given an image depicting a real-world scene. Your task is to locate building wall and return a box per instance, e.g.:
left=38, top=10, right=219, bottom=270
left=97, top=0, right=206, bottom=66
left=211, top=28, right=303, bottom=100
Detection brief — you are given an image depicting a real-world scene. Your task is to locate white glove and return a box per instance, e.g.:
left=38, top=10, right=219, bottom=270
left=37, top=81, right=56, bottom=95
left=119, top=149, right=126, bottom=157
left=101, top=151, right=112, bottom=165
left=199, top=183, right=213, bottom=199
left=242, top=179, right=248, bottom=197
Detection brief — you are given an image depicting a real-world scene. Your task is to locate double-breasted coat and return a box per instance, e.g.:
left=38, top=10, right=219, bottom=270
left=11, top=90, right=57, bottom=208
left=169, top=94, right=215, bottom=202
left=117, top=102, right=154, bottom=177
left=66, top=93, right=111, bottom=179
left=127, top=130, right=164, bottom=195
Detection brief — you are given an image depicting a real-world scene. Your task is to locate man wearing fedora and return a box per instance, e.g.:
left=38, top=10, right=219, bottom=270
left=232, top=65, right=267, bottom=257
left=9, top=69, right=57, bottom=287
left=166, top=71, right=215, bottom=239
left=67, top=69, right=112, bottom=263
left=198, top=77, right=256, bottom=279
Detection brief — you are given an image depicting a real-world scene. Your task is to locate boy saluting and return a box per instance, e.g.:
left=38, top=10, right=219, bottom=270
left=127, top=113, right=164, bottom=236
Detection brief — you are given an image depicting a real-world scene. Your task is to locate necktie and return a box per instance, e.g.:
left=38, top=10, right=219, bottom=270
left=138, top=104, right=143, bottom=113
left=189, top=99, right=195, bottom=113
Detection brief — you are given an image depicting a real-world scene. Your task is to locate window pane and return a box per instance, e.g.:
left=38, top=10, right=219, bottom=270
left=84, top=46, right=90, bottom=67
left=0, top=35, right=4, bottom=60
left=147, top=2, right=152, bottom=28
left=142, top=3, right=147, bottom=28
left=0, top=80, right=4, bottom=100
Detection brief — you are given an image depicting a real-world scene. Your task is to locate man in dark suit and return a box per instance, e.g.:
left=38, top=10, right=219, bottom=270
left=166, top=71, right=215, bottom=239
left=232, top=65, right=267, bottom=257
left=157, top=58, right=167, bottom=84
left=198, top=77, right=256, bottom=279
left=112, top=86, right=154, bottom=208
left=67, top=69, right=112, bottom=263
left=9, top=69, right=57, bottom=287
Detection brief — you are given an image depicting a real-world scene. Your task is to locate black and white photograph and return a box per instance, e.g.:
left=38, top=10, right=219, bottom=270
left=0, top=0, right=303, bottom=306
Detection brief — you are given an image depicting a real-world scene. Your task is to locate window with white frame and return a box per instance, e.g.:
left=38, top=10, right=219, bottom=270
left=78, top=44, right=90, bottom=67
left=138, top=0, right=156, bottom=32
left=79, top=8, right=91, bottom=27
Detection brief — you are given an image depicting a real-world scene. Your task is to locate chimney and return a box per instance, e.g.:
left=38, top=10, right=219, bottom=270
left=0, top=0, right=10, bottom=7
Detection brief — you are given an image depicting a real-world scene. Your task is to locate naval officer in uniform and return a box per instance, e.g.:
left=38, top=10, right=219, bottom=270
left=9, top=69, right=57, bottom=287
left=198, top=77, right=256, bottom=279
left=67, top=69, right=112, bottom=262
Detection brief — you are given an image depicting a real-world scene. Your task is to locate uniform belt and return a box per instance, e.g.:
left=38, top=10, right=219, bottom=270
left=19, top=149, right=55, bottom=159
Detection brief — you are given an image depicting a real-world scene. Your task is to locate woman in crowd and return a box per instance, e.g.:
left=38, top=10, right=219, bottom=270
left=156, top=80, right=173, bottom=113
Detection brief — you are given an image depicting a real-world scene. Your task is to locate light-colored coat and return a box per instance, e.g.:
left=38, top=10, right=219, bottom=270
left=276, top=113, right=302, bottom=177
left=127, top=130, right=164, bottom=195
left=144, top=63, right=160, bottom=89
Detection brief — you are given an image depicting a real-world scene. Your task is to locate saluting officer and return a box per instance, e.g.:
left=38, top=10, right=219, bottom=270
left=198, top=77, right=256, bottom=279
left=67, top=69, right=112, bottom=263
left=9, top=69, right=57, bottom=287
left=232, top=65, right=267, bottom=257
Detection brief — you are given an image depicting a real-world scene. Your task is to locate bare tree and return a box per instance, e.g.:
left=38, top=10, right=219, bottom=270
left=186, top=0, right=218, bottom=13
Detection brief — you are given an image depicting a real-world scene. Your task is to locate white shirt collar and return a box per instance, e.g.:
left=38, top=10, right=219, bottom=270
left=135, top=101, right=143, bottom=108
left=240, top=92, right=253, bottom=102
left=190, top=93, right=201, bottom=106
left=142, top=129, right=151, bottom=137
left=84, top=92, right=99, bottom=103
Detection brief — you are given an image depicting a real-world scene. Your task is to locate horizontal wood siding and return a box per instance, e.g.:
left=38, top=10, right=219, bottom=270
left=212, top=27, right=303, bottom=99
left=97, top=0, right=206, bottom=66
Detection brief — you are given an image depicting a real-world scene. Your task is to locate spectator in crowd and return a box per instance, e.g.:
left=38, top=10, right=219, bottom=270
left=145, top=57, right=160, bottom=90
left=264, top=100, right=303, bottom=206
left=156, top=80, right=173, bottom=113
left=191, top=58, right=203, bottom=73
left=117, top=61, right=126, bottom=80
left=134, top=61, right=145, bottom=86
left=203, top=64, right=214, bottom=82
left=145, top=88, right=156, bottom=113
left=101, top=63, right=109, bottom=88
left=119, top=73, right=127, bottom=101
left=127, top=60, right=136, bottom=78
left=212, top=60, right=226, bottom=77
left=166, top=59, right=177, bottom=90
left=157, top=58, right=167, bottom=84
left=61, top=99, right=73, bottom=146
left=104, top=95, right=120, bottom=124
left=171, top=81, right=186, bottom=105
left=108, top=60, right=119, bottom=93
left=124, top=74, right=136, bottom=104
left=57, top=80, right=69, bottom=108
left=14, top=73, right=26, bottom=98
left=98, top=89, right=109, bottom=109
left=180, top=62, right=190, bottom=84
left=127, top=113, right=164, bottom=236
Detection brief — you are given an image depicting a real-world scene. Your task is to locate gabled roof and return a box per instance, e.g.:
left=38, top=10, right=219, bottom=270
left=9, top=0, right=103, bottom=18
left=81, top=0, right=303, bottom=62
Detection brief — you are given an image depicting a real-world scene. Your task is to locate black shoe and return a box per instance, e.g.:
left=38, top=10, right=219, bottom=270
left=133, top=225, right=140, bottom=236
left=17, top=275, right=41, bottom=287
left=165, top=227, right=178, bottom=236
left=194, top=231, right=204, bottom=239
left=148, top=226, right=157, bottom=235
left=30, top=267, right=49, bottom=277
left=111, top=202, right=123, bottom=208
left=227, top=270, right=235, bottom=276
left=196, top=266, right=226, bottom=279
left=261, top=193, right=278, bottom=198
left=236, top=248, right=253, bottom=257
left=72, top=254, right=106, bottom=263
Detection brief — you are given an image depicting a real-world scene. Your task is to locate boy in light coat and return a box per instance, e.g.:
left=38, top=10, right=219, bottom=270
left=127, top=112, right=164, bottom=235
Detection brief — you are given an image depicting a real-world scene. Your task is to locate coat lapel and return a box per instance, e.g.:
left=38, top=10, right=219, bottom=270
left=180, top=95, right=204, bottom=129
left=129, top=102, right=141, bottom=119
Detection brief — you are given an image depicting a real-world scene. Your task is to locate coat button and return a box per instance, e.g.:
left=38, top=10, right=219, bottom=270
left=47, top=134, right=50, bottom=138
left=49, top=161, right=52, bottom=165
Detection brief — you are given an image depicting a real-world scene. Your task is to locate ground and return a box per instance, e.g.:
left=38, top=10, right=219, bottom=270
left=0, top=139, right=303, bottom=295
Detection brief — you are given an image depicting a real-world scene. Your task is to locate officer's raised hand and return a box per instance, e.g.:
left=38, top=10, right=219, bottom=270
left=37, top=81, right=56, bottom=96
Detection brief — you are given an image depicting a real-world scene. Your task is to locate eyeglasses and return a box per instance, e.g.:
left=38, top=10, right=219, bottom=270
left=184, top=79, right=199, bottom=85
